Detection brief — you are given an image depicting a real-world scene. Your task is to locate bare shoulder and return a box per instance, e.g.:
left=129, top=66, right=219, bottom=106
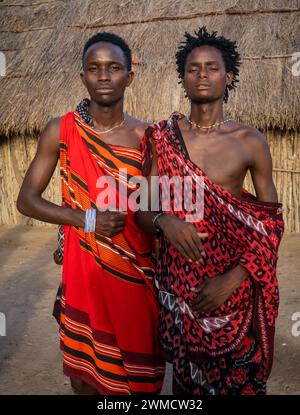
left=41, top=116, right=61, bottom=137
left=229, top=121, right=272, bottom=170
left=126, top=114, right=151, bottom=138
left=230, top=121, right=264, bottom=140
left=38, top=116, right=61, bottom=154
left=134, top=121, right=152, bottom=137
left=230, top=121, right=269, bottom=149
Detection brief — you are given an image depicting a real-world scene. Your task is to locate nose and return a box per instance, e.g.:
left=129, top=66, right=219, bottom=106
left=198, top=67, right=208, bottom=79
left=97, top=67, right=110, bottom=81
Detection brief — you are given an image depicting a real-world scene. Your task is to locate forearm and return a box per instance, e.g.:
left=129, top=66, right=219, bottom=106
left=135, top=210, right=158, bottom=236
left=255, top=183, right=278, bottom=203
left=226, top=264, right=249, bottom=290
left=17, top=194, right=85, bottom=228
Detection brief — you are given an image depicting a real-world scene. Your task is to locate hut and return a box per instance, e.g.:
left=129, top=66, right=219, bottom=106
left=0, top=0, right=299, bottom=230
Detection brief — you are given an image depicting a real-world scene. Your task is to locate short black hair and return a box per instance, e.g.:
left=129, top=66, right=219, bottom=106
left=82, top=32, right=132, bottom=71
left=176, top=26, right=241, bottom=102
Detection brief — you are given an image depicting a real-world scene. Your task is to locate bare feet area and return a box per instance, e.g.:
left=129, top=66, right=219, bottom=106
left=0, top=225, right=299, bottom=395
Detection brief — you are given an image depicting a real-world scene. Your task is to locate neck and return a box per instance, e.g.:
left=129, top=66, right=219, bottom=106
left=189, top=99, right=224, bottom=128
left=88, top=98, right=124, bottom=130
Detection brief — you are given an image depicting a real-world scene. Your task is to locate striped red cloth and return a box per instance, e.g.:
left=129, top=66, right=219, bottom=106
left=58, top=111, right=165, bottom=394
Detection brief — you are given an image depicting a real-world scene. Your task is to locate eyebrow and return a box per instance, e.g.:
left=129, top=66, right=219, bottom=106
left=86, top=60, right=124, bottom=65
left=188, top=60, right=220, bottom=65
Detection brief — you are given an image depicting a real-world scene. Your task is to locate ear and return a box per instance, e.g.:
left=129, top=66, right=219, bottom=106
left=80, top=70, right=86, bottom=88
left=226, top=71, right=233, bottom=85
left=126, top=70, right=134, bottom=87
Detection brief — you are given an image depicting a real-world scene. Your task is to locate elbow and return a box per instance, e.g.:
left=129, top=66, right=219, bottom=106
left=16, top=193, right=25, bottom=215
left=16, top=191, right=31, bottom=216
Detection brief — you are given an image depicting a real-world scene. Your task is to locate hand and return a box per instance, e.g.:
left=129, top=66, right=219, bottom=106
left=157, top=214, right=208, bottom=264
left=189, top=266, right=248, bottom=313
left=95, top=210, right=128, bottom=237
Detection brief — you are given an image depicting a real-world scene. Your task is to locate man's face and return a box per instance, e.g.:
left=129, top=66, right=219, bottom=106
left=80, top=41, right=133, bottom=106
left=183, top=45, right=233, bottom=104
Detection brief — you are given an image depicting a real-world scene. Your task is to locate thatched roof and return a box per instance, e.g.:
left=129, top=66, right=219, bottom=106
left=0, top=0, right=299, bottom=136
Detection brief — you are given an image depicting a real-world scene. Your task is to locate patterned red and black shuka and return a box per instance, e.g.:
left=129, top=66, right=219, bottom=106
left=141, top=112, right=285, bottom=395
left=57, top=110, right=165, bottom=395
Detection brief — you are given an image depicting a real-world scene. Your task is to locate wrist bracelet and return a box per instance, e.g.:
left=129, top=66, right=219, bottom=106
left=84, top=208, right=96, bottom=233
left=152, top=211, right=165, bottom=232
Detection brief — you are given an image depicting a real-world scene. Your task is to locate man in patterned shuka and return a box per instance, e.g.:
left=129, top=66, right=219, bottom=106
left=136, top=26, right=284, bottom=395
left=17, top=32, right=165, bottom=395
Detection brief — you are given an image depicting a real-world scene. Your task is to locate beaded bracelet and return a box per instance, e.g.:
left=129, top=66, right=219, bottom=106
left=152, top=211, right=165, bottom=234
left=84, top=208, right=97, bottom=233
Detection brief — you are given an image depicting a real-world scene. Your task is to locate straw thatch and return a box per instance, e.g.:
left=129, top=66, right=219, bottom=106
left=0, top=0, right=299, bottom=230
left=0, top=0, right=299, bottom=133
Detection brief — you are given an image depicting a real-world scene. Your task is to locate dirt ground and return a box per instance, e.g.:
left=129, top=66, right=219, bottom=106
left=0, top=225, right=299, bottom=395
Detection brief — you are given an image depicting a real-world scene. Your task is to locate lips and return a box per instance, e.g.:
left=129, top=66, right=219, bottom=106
left=196, top=83, right=211, bottom=89
left=95, top=86, right=114, bottom=93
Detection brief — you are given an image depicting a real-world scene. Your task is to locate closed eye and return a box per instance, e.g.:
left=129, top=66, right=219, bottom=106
left=110, top=65, right=121, bottom=71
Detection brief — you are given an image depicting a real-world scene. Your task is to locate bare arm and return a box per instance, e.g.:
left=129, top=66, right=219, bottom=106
left=16, top=117, right=85, bottom=227
left=17, top=118, right=134, bottom=235
left=248, top=129, right=278, bottom=203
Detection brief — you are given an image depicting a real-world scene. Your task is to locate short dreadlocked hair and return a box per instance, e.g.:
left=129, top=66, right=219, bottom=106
left=176, top=26, right=241, bottom=102
left=82, top=32, right=132, bottom=71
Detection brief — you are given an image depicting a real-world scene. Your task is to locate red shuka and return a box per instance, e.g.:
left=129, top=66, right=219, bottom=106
left=58, top=111, right=165, bottom=395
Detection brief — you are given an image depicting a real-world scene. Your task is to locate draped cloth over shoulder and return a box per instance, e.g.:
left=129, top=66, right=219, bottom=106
left=58, top=111, right=165, bottom=395
left=140, top=112, right=284, bottom=395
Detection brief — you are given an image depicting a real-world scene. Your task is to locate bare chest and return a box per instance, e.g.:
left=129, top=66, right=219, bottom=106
left=182, top=133, right=250, bottom=191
